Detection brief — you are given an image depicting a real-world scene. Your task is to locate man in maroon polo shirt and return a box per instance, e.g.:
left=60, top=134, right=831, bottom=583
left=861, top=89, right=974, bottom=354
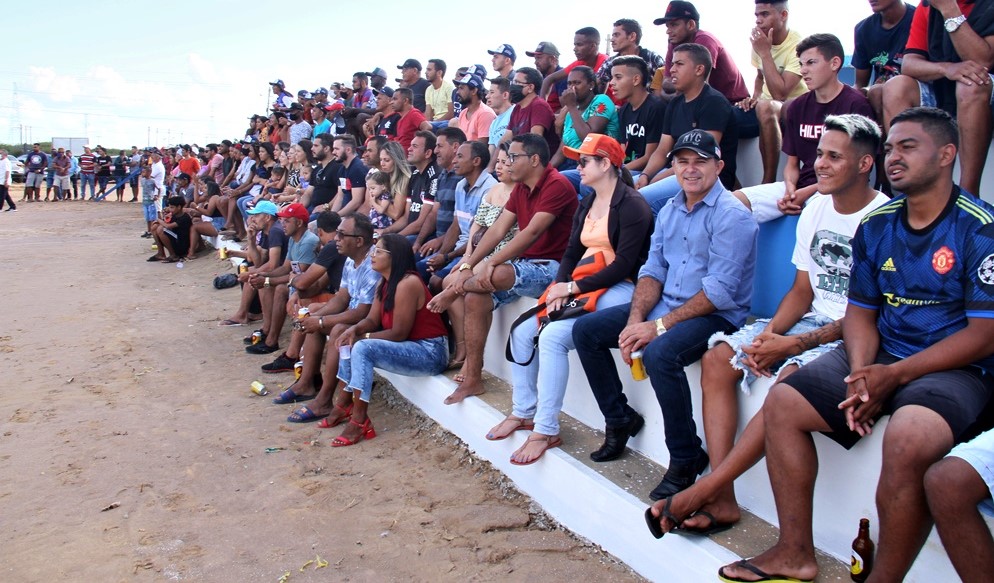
left=428, top=133, right=578, bottom=405
left=390, top=87, right=432, bottom=152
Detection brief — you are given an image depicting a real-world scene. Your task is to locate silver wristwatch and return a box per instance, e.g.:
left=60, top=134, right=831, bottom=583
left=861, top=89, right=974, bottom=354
left=945, top=15, right=967, bottom=33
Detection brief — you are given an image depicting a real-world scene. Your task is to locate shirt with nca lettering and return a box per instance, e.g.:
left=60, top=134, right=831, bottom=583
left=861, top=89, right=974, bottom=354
left=619, top=94, right=665, bottom=163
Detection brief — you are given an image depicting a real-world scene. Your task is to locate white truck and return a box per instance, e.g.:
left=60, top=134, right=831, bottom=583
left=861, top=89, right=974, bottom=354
left=51, top=137, right=90, bottom=154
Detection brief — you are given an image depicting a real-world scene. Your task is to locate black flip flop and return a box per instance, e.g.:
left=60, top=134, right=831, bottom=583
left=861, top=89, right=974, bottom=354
left=147, top=254, right=164, bottom=262
left=674, top=510, right=736, bottom=537
left=645, top=497, right=682, bottom=539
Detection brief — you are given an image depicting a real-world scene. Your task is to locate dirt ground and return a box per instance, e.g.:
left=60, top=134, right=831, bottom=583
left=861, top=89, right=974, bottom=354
left=0, top=186, right=640, bottom=582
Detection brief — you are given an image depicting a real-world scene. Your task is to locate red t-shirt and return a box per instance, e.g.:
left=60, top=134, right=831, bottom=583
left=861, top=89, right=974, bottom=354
left=504, top=166, right=578, bottom=260
left=906, top=0, right=974, bottom=54
left=79, top=153, right=95, bottom=173
left=178, top=157, right=201, bottom=177
left=395, top=108, right=427, bottom=152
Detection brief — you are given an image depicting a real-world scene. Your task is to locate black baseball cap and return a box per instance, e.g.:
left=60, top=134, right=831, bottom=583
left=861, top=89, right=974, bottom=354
left=654, top=1, right=701, bottom=25
left=668, top=129, right=721, bottom=160
left=398, top=59, right=422, bottom=71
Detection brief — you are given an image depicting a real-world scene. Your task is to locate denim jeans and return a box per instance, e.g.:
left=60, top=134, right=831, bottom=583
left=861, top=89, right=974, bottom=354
left=639, top=175, right=681, bottom=216
left=97, top=175, right=109, bottom=192
left=236, top=193, right=256, bottom=225
left=80, top=173, right=96, bottom=199
left=492, top=259, right=560, bottom=309
left=337, top=336, right=448, bottom=402
left=572, top=302, right=736, bottom=465
left=509, top=281, right=634, bottom=435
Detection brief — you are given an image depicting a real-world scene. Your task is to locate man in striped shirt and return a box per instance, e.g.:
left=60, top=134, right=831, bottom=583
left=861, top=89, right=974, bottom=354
left=79, top=146, right=97, bottom=201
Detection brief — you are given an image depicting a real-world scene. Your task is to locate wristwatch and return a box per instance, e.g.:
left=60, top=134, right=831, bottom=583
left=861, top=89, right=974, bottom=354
left=458, top=262, right=472, bottom=272
left=264, top=277, right=271, bottom=288
left=654, top=317, right=667, bottom=336
left=567, top=281, right=574, bottom=295
left=945, top=14, right=967, bottom=32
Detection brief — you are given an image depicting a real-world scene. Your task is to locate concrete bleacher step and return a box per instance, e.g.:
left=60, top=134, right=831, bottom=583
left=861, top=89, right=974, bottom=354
left=377, top=368, right=851, bottom=582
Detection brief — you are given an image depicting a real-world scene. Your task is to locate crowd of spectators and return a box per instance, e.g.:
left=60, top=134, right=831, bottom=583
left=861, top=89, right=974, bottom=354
left=85, top=1, right=994, bottom=580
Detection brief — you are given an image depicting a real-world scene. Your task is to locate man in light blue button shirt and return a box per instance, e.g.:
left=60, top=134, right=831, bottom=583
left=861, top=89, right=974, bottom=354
left=573, top=129, right=758, bottom=501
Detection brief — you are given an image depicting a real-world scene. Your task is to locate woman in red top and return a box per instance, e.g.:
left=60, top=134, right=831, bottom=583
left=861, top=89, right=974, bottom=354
left=333, top=234, right=449, bottom=446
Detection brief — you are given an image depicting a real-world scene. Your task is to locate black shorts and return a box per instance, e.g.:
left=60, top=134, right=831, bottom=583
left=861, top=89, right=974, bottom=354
left=129, top=176, right=139, bottom=187
left=782, top=344, right=994, bottom=450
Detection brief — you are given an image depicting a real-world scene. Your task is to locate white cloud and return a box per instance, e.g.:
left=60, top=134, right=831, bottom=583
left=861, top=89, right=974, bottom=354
left=28, top=66, right=81, bottom=103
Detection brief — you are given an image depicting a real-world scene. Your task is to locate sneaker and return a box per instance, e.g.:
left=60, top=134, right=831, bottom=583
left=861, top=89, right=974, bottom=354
left=262, top=353, right=295, bottom=373
left=140, top=232, right=152, bottom=238
left=3, top=208, right=14, bottom=212
left=245, top=342, right=279, bottom=355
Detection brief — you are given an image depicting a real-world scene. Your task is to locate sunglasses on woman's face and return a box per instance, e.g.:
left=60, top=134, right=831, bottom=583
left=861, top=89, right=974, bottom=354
left=577, top=156, right=603, bottom=168
left=371, top=246, right=391, bottom=256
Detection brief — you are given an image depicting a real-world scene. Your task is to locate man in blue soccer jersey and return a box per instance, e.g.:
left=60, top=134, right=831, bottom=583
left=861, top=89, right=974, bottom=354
left=718, top=107, right=994, bottom=583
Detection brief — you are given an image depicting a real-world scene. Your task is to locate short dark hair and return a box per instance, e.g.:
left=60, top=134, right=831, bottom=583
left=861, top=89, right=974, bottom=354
left=344, top=212, right=375, bottom=243
left=206, top=143, right=219, bottom=154
left=436, top=127, right=467, bottom=146
left=514, top=67, right=543, bottom=89
left=512, top=133, right=551, bottom=166
left=353, top=72, right=368, bottom=82
left=576, top=26, right=601, bottom=44
left=335, top=134, right=358, bottom=152
left=314, top=133, right=335, bottom=149
left=468, top=140, right=490, bottom=169
left=796, top=33, right=844, bottom=63
left=490, top=77, right=511, bottom=93
left=413, top=130, right=437, bottom=151
left=569, top=65, right=597, bottom=85
left=376, top=233, right=418, bottom=312
left=394, top=87, right=413, bottom=104
left=177, top=172, right=191, bottom=182
left=757, top=0, right=789, bottom=9
left=613, top=18, right=643, bottom=44
left=611, top=55, right=650, bottom=88
left=316, top=210, right=342, bottom=233
left=167, top=195, right=185, bottom=207
left=428, top=58, right=447, bottom=74
left=673, top=43, right=713, bottom=79
left=891, top=106, right=959, bottom=149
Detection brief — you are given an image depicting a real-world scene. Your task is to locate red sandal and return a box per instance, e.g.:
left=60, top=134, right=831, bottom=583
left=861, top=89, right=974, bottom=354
left=331, top=417, right=376, bottom=447
left=317, top=404, right=353, bottom=429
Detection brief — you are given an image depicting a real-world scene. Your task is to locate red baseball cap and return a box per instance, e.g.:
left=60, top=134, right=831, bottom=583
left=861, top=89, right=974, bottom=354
left=562, top=134, right=625, bottom=167
left=277, top=202, right=310, bottom=222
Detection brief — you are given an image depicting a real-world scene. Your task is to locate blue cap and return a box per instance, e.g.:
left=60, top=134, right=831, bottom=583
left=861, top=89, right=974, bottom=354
left=487, top=44, right=516, bottom=61
left=247, top=200, right=279, bottom=216
left=454, top=73, right=484, bottom=90
left=466, top=64, right=488, bottom=79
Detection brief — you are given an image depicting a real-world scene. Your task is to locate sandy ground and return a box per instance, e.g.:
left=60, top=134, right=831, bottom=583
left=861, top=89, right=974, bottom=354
left=0, top=186, right=640, bottom=582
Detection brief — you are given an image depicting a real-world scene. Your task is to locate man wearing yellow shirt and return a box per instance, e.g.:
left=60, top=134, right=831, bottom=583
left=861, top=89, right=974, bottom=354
left=741, top=1, right=808, bottom=184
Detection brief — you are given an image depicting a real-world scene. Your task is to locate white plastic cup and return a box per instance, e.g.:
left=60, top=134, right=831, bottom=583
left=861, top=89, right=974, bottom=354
left=339, top=344, right=351, bottom=360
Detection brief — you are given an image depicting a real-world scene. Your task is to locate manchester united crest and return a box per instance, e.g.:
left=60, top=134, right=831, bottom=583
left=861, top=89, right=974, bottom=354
left=932, top=246, right=955, bottom=275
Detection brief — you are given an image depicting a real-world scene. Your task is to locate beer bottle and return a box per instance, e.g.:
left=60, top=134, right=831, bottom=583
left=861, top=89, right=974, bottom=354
left=850, top=517, right=874, bottom=582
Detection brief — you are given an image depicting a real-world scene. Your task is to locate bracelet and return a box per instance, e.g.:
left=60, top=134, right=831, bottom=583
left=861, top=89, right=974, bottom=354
left=364, top=333, right=371, bottom=340
left=264, top=277, right=271, bottom=288
left=318, top=316, right=324, bottom=331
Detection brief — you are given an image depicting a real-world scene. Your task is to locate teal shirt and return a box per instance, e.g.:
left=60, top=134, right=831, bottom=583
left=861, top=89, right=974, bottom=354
left=562, top=94, right=620, bottom=148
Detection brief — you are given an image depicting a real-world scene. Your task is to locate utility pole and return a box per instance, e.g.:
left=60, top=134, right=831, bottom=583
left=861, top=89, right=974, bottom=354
left=147, top=126, right=151, bottom=147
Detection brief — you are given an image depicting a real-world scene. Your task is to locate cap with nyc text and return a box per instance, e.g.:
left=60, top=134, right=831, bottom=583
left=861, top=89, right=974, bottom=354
left=668, top=129, right=721, bottom=160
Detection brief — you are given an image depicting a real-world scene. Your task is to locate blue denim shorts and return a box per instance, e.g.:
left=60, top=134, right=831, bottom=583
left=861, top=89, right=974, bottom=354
left=211, top=216, right=226, bottom=231
left=919, top=77, right=994, bottom=107
left=708, top=313, right=840, bottom=395
left=948, top=428, right=994, bottom=517
left=492, top=258, right=559, bottom=309
left=143, top=203, right=158, bottom=222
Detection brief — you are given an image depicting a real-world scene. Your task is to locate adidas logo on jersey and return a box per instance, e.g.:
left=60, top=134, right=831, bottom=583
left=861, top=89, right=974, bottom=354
left=881, top=258, right=896, bottom=272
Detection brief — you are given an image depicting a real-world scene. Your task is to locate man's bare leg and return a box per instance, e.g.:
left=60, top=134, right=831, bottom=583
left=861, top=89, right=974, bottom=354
left=955, top=81, right=993, bottom=195
left=871, top=406, right=954, bottom=581
left=756, top=98, right=783, bottom=184
left=881, top=75, right=920, bottom=134
left=265, top=284, right=289, bottom=347
left=442, top=265, right=517, bottom=404
left=224, top=284, right=257, bottom=325
left=717, top=383, right=824, bottom=582
left=925, top=456, right=994, bottom=583
left=281, top=331, right=325, bottom=397
left=257, top=286, right=274, bottom=337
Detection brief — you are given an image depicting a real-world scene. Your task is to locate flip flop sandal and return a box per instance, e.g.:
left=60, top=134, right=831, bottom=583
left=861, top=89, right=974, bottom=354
left=272, top=388, right=315, bottom=405
left=218, top=319, right=244, bottom=327
left=509, top=434, right=562, bottom=466
left=644, top=497, right=684, bottom=539
left=673, top=510, right=736, bottom=537
left=147, top=254, right=164, bottom=262
left=286, top=405, right=328, bottom=423
left=486, top=416, right=535, bottom=441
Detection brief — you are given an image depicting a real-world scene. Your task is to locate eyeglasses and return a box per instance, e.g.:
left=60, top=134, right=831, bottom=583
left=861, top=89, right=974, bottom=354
left=507, top=152, right=532, bottom=164
left=577, top=156, right=603, bottom=168
left=335, top=230, right=362, bottom=238
left=371, top=247, right=391, bottom=256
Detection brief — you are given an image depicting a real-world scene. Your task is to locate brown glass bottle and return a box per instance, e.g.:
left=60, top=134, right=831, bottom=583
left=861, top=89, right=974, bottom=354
left=850, top=518, right=875, bottom=582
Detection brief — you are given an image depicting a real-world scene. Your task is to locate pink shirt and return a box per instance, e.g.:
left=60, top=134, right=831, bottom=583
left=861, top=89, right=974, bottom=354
left=454, top=104, right=497, bottom=142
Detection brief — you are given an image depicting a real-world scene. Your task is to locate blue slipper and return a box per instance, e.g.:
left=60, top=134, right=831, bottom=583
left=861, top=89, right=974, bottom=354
left=272, top=388, right=315, bottom=405
left=287, top=405, right=328, bottom=423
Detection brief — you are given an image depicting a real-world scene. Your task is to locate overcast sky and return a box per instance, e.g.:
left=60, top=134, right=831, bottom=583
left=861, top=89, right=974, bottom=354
left=2, top=0, right=884, bottom=149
